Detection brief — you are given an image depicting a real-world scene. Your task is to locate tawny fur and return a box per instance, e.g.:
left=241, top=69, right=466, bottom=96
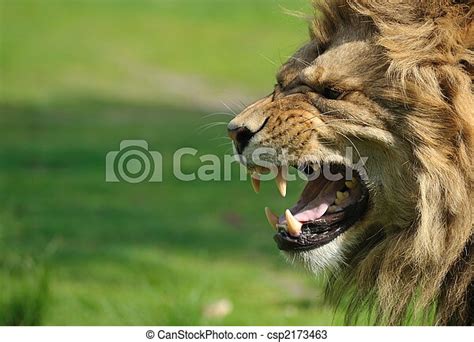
left=230, top=0, right=473, bottom=325
left=315, top=0, right=474, bottom=325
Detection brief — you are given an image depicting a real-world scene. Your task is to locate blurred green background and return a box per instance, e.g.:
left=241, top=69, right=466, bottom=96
left=0, top=0, right=346, bottom=325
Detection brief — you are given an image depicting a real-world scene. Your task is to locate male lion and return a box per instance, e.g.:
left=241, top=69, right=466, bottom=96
left=227, top=0, right=473, bottom=325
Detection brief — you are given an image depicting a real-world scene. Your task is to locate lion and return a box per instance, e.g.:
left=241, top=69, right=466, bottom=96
left=227, top=0, right=473, bottom=325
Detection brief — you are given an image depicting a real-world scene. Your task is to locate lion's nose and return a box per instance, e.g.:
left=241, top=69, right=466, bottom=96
left=227, top=124, right=255, bottom=154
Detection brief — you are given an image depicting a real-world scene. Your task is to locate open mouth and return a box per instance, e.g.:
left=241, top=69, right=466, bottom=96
left=254, top=164, right=369, bottom=252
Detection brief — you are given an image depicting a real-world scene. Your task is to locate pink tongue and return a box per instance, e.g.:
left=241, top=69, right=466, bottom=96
left=294, top=203, right=330, bottom=223
left=278, top=179, right=344, bottom=225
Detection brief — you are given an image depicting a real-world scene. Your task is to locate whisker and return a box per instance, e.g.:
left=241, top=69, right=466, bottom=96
left=288, top=56, right=312, bottom=67
left=302, top=114, right=375, bottom=130
left=299, top=118, right=361, bottom=135
left=297, top=116, right=372, bottom=158
left=238, top=100, right=248, bottom=109
left=210, top=136, right=231, bottom=141
left=229, top=99, right=245, bottom=112
left=220, top=101, right=237, bottom=115
left=196, top=121, right=229, bottom=133
left=260, top=53, right=278, bottom=67
left=218, top=141, right=234, bottom=148
left=325, top=117, right=370, bottom=126
left=201, top=112, right=235, bottom=119
left=223, top=147, right=236, bottom=155
left=335, top=131, right=363, bottom=161
left=300, top=110, right=344, bottom=124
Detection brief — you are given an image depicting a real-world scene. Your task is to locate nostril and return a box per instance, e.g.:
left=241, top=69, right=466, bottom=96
left=227, top=126, right=252, bottom=142
left=227, top=126, right=255, bottom=154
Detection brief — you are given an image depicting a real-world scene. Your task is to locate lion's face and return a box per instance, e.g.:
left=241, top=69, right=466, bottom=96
left=228, top=25, right=418, bottom=271
left=228, top=0, right=473, bottom=325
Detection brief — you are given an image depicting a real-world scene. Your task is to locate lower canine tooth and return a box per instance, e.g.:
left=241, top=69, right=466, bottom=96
left=264, top=207, right=279, bottom=231
left=276, top=167, right=287, bottom=197
left=285, top=209, right=302, bottom=237
left=251, top=176, right=260, bottom=193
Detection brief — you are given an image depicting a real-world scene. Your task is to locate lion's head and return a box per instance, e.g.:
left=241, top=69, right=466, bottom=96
left=228, top=0, right=473, bottom=325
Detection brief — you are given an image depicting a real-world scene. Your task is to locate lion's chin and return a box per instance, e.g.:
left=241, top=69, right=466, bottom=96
left=282, top=234, right=348, bottom=273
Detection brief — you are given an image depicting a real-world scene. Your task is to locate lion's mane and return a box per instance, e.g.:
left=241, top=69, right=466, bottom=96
left=311, top=0, right=474, bottom=325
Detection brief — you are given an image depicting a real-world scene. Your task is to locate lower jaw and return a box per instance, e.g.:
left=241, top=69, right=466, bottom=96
left=271, top=166, right=370, bottom=252
left=249, top=161, right=370, bottom=252
left=273, top=195, right=368, bottom=252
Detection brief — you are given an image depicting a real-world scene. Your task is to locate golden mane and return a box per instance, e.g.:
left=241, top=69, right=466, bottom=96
left=311, top=0, right=474, bottom=325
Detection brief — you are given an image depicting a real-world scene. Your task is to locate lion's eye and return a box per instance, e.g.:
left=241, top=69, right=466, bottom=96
left=321, top=87, right=343, bottom=100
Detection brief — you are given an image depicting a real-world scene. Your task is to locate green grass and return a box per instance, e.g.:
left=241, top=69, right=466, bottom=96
left=0, top=0, right=349, bottom=325
left=1, top=0, right=312, bottom=103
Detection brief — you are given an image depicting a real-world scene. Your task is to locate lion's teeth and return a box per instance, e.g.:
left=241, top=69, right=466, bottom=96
left=276, top=167, right=287, bottom=197
left=264, top=207, right=279, bottom=231
left=336, top=191, right=349, bottom=205
left=327, top=205, right=338, bottom=213
left=251, top=176, right=260, bottom=193
left=285, top=209, right=302, bottom=237
left=345, top=178, right=357, bottom=189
